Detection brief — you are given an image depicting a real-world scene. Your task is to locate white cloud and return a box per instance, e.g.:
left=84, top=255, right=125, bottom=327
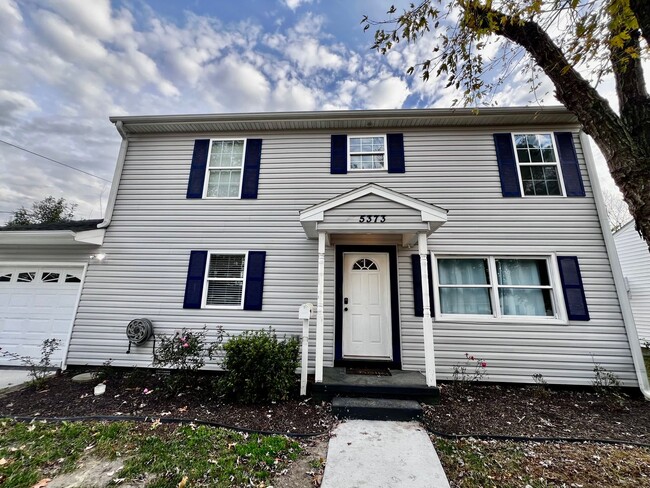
left=281, top=0, right=314, bottom=11
left=0, top=90, right=39, bottom=125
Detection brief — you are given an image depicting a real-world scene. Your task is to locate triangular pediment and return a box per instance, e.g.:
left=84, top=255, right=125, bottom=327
left=299, top=184, right=447, bottom=241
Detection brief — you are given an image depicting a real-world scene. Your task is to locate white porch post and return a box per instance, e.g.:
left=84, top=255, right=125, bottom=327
left=315, top=231, right=326, bottom=383
left=418, top=232, right=437, bottom=387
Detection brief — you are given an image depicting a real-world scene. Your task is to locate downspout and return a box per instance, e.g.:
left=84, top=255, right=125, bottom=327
left=580, top=131, right=650, bottom=400
left=98, top=120, right=129, bottom=229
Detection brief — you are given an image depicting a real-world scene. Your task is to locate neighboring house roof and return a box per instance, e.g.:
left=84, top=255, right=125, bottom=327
left=612, top=219, right=636, bottom=236
left=0, top=219, right=103, bottom=232
left=0, top=219, right=104, bottom=246
left=109, top=106, right=579, bottom=135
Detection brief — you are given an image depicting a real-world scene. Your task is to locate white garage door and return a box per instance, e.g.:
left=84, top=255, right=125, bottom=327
left=0, top=266, right=84, bottom=366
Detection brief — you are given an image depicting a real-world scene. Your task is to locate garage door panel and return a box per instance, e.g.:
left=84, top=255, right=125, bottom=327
left=0, top=266, right=83, bottom=366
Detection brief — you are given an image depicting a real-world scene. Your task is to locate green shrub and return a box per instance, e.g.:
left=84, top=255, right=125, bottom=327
left=219, top=328, right=300, bottom=403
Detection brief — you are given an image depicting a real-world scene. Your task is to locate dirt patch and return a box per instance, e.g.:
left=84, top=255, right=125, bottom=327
left=423, top=383, right=650, bottom=443
left=0, top=369, right=334, bottom=435
left=46, top=458, right=126, bottom=488
left=272, top=435, right=329, bottom=487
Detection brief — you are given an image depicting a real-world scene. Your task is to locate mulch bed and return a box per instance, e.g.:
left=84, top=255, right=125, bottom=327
left=423, top=382, right=650, bottom=444
left=0, top=368, right=334, bottom=435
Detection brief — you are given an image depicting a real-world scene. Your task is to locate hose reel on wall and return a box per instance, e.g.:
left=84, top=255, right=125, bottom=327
left=126, top=318, right=154, bottom=354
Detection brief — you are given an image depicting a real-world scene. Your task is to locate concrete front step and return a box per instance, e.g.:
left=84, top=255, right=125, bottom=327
left=332, top=396, right=423, bottom=421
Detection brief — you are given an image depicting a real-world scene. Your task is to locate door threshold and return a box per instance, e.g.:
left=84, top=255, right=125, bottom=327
left=334, top=358, right=401, bottom=369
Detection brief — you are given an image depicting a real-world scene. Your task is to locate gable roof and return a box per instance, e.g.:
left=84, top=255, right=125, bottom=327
left=299, top=183, right=448, bottom=243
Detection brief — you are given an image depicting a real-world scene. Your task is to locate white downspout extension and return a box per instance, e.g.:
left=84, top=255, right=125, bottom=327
left=315, top=232, right=326, bottom=383
left=418, top=232, right=437, bottom=387
left=580, top=131, right=650, bottom=400
left=99, top=121, right=129, bottom=229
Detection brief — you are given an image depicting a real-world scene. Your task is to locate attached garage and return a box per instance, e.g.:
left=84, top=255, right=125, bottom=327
left=0, top=266, right=85, bottom=366
left=0, top=219, right=104, bottom=368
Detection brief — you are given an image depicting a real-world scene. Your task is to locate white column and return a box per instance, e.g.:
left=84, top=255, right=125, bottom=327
left=315, top=232, right=326, bottom=383
left=418, top=232, right=437, bottom=387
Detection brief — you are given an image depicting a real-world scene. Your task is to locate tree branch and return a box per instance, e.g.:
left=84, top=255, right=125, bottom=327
left=465, top=4, right=633, bottom=160
left=630, top=0, right=650, bottom=47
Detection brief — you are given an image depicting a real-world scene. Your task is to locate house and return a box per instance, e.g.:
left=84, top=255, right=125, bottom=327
left=614, top=220, right=650, bottom=345
left=0, top=219, right=104, bottom=366
left=1, top=107, right=648, bottom=398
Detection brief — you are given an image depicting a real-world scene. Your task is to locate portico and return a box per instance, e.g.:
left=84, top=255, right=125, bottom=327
left=299, top=183, right=448, bottom=387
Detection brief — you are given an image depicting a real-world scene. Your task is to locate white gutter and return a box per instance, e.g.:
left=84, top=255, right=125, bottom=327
left=580, top=131, right=650, bottom=400
left=98, top=120, right=128, bottom=229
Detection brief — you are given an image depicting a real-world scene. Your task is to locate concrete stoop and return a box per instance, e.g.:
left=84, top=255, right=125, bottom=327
left=332, top=396, right=422, bottom=421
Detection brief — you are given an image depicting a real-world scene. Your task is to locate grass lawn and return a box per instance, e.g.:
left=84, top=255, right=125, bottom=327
left=0, top=419, right=300, bottom=487
left=434, top=436, right=650, bottom=487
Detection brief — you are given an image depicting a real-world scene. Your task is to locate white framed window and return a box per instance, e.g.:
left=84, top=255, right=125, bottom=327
left=348, top=135, right=387, bottom=171
left=433, top=254, right=566, bottom=324
left=513, top=133, right=564, bottom=197
left=203, top=139, right=246, bottom=199
left=202, top=252, right=248, bottom=308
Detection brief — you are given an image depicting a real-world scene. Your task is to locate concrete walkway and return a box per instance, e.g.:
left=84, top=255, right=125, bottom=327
left=0, top=369, right=33, bottom=391
left=321, top=420, right=450, bottom=488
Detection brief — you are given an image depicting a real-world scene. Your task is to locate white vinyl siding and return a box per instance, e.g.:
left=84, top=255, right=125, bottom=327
left=66, top=127, right=637, bottom=387
left=614, top=222, right=650, bottom=343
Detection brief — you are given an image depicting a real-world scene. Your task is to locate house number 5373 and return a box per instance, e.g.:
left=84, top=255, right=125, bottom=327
left=359, top=215, right=386, bottom=223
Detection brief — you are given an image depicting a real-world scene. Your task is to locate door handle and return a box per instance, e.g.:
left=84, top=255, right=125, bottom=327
left=344, top=297, right=349, bottom=304
left=344, top=307, right=348, bottom=312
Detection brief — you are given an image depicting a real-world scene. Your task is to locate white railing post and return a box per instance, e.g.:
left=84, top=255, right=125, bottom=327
left=298, top=303, right=313, bottom=396
left=419, top=232, right=437, bottom=387
left=315, top=232, right=326, bottom=383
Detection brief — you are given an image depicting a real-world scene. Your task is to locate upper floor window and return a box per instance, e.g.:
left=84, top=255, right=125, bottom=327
left=348, top=135, right=387, bottom=171
left=204, top=139, right=246, bottom=198
left=513, top=134, right=564, bottom=196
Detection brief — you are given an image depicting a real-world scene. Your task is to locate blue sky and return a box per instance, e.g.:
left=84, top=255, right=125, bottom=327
left=0, top=0, right=621, bottom=222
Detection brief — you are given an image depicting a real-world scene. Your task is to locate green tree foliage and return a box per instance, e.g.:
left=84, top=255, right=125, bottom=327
left=363, top=0, right=650, bottom=248
left=6, top=196, right=77, bottom=227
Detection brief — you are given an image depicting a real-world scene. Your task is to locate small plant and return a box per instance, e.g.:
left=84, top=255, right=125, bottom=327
left=530, top=372, right=550, bottom=398
left=0, top=338, right=61, bottom=389
left=153, top=325, right=223, bottom=393
left=532, top=373, right=547, bottom=386
left=451, top=353, right=488, bottom=384
left=219, top=327, right=300, bottom=403
left=591, top=359, right=627, bottom=404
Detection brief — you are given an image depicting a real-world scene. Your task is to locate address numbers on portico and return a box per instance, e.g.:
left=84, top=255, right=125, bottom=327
left=358, top=215, right=386, bottom=223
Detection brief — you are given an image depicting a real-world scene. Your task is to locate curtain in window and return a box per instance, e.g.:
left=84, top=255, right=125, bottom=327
left=497, top=259, right=552, bottom=316
left=438, top=259, right=492, bottom=315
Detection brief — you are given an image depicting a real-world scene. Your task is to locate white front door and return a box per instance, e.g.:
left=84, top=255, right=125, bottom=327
left=342, top=253, right=392, bottom=359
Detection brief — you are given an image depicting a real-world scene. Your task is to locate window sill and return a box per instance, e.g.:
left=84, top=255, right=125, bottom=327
left=434, top=315, right=568, bottom=326
left=202, top=305, right=244, bottom=310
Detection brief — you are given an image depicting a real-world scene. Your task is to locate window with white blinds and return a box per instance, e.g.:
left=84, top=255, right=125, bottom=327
left=204, top=253, right=247, bottom=307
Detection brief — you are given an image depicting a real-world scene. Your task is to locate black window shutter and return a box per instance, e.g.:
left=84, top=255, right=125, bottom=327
left=387, top=133, right=405, bottom=173
left=330, top=134, right=347, bottom=174
left=557, top=256, right=590, bottom=321
left=183, top=250, right=208, bottom=309
left=241, top=139, right=263, bottom=199
left=554, top=132, right=586, bottom=197
left=186, top=139, right=210, bottom=199
left=411, top=254, right=434, bottom=317
left=493, top=133, right=522, bottom=197
left=243, top=251, right=266, bottom=310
